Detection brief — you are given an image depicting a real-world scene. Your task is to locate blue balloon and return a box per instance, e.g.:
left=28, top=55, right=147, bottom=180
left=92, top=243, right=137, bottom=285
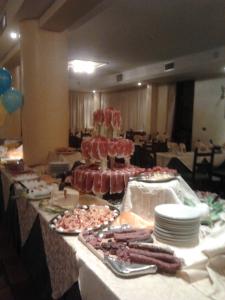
left=2, top=87, right=23, bottom=113
left=0, top=68, right=12, bottom=95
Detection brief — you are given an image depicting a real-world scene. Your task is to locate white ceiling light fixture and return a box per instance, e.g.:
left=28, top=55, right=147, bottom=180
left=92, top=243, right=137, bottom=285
left=10, top=31, right=20, bottom=40
left=137, top=82, right=142, bottom=86
left=92, top=90, right=96, bottom=94
left=68, top=59, right=106, bottom=74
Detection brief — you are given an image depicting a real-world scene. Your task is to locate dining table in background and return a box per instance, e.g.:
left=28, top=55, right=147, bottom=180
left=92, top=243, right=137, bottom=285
left=157, top=151, right=225, bottom=171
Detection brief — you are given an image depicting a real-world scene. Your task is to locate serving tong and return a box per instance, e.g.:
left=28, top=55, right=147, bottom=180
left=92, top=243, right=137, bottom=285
left=97, top=224, right=130, bottom=238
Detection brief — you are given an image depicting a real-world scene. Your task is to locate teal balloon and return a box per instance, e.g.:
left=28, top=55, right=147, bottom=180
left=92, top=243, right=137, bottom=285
left=0, top=68, right=12, bottom=95
left=2, top=88, right=23, bottom=113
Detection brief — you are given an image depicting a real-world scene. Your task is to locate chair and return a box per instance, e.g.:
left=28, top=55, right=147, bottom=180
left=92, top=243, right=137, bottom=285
left=192, top=148, right=215, bottom=190
left=140, top=144, right=156, bottom=168
left=152, top=141, right=168, bottom=152
left=212, top=160, right=225, bottom=197
left=126, top=130, right=134, bottom=141
left=167, top=157, right=192, bottom=183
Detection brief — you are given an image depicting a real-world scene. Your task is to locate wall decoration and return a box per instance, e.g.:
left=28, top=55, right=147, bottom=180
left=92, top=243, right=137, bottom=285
left=0, top=68, right=12, bottom=95
left=0, top=67, right=23, bottom=126
left=2, top=87, right=23, bottom=113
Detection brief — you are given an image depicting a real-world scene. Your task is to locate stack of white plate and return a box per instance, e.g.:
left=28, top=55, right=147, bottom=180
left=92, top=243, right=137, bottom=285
left=154, top=204, right=201, bottom=247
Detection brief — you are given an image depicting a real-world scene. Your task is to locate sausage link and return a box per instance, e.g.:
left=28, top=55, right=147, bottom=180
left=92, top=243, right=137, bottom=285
left=114, top=229, right=152, bottom=241
left=128, top=248, right=180, bottom=264
left=129, top=253, right=181, bottom=274
left=128, top=243, right=174, bottom=255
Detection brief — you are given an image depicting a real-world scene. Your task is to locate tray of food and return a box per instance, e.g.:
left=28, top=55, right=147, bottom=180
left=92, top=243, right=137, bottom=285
left=130, top=174, right=178, bottom=183
left=129, top=166, right=178, bottom=183
left=13, top=172, right=39, bottom=181
left=129, top=167, right=178, bottom=183
left=49, top=205, right=120, bottom=235
left=16, top=179, right=57, bottom=200
left=39, top=193, right=111, bottom=214
left=39, top=199, right=66, bottom=214
left=79, top=226, right=182, bottom=277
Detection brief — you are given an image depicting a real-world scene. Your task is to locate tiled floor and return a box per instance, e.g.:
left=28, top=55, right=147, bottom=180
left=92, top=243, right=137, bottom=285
left=0, top=223, right=38, bottom=300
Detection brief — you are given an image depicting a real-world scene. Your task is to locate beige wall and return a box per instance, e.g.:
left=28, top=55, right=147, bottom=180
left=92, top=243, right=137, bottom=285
left=193, top=77, right=225, bottom=145
left=0, top=65, right=22, bottom=139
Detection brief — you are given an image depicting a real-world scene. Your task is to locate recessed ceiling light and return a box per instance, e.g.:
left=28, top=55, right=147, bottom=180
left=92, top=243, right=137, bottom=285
left=68, top=60, right=106, bottom=74
left=92, top=90, right=96, bottom=94
left=10, top=31, right=20, bottom=40
left=137, top=82, right=142, bottom=86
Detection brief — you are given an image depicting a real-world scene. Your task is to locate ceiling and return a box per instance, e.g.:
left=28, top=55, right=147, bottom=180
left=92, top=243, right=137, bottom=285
left=0, top=0, right=225, bottom=91
left=0, top=0, right=54, bottom=61
left=69, top=0, right=225, bottom=72
left=68, top=0, right=225, bottom=90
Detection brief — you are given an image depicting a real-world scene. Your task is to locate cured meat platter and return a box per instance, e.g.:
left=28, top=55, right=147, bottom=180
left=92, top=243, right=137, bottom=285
left=129, top=174, right=178, bottom=184
left=79, top=226, right=182, bottom=278
left=49, top=205, right=120, bottom=235
left=129, top=167, right=178, bottom=184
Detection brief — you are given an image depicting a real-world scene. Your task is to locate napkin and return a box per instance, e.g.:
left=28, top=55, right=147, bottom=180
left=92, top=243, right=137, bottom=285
left=179, top=224, right=225, bottom=300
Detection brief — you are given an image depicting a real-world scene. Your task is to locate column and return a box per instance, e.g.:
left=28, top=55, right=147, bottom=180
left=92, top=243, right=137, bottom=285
left=20, top=20, right=69, bottom=165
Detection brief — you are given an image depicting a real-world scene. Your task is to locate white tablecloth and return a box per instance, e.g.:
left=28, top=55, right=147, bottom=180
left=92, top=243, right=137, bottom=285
left=1, top=169, right=225, bottom=300
left=122, top=176, right=199, bottom=221
left=76, top=239, right=210, bottom=300
left=157, top=152, right=225, bottom=171
left=16, top=196, right=38, bottom=246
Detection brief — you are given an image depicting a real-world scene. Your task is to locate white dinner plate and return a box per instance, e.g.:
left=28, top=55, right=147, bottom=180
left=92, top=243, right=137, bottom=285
left=154, top=233, right=199, bottom=247
left=154, top=228, right=199, bottom=240
left=155, top=214, right=200, bottom=226
left=155, top=204, right=201, bottom=220
left=154, top=225, right=199, bottom=236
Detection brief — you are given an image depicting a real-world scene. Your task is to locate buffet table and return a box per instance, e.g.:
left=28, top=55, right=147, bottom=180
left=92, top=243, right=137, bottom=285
left=1, top=168, right=225, bottom=300
left=157, top=151, right=225, bottom=171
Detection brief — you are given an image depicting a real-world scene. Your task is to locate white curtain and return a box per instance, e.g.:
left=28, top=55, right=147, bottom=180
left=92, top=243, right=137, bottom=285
left=69, top=85, right=176, bottom=136
left=69, top=91, right=99, bottom=133
left=166, top=84, right=176, bottom=139
left=155, top=84, right=176, bottom=139
left=101, top=87, right=151, bottom=133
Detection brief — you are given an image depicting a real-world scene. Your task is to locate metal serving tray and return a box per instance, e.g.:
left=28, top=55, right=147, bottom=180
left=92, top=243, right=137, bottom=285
left=49, top=205, right=120, bottom=236
left=104, top=255, right=157, bottom=277
left=79, top=225, right=158, bottom=278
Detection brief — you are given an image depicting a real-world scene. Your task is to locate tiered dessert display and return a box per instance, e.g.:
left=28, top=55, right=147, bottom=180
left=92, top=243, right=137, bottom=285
left=72, top=107, right=145, bottom=195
